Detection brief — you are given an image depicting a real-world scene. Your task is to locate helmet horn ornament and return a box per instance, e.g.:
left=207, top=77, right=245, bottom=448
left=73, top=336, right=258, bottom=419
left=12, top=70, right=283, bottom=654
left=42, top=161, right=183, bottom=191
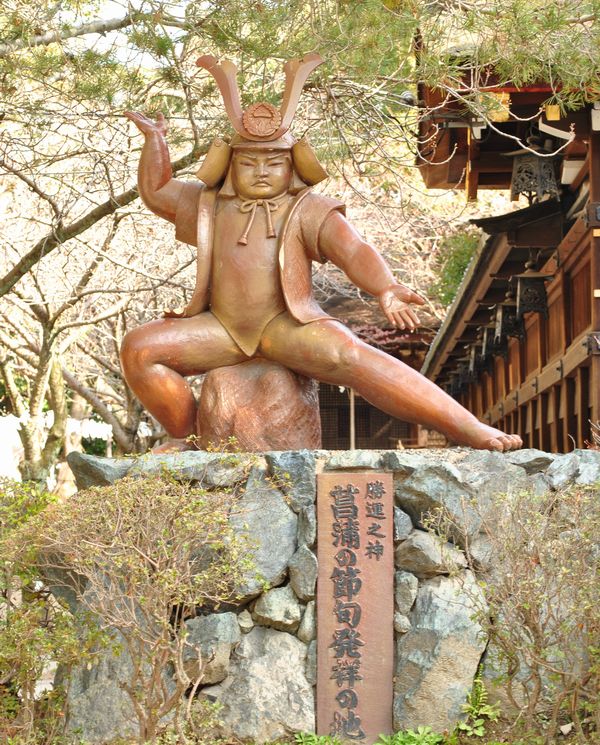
left=196, top=52, right=324, bottom=142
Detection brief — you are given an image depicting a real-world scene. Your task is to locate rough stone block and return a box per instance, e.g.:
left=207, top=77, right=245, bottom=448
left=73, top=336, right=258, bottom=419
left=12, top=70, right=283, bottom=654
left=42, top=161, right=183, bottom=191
left=128, top=450, right=253, bottom=488
left=66, top=452, right=134, bottom=490
left=394, top=572, right=487, bottom=732
left=395, top=452, right=529, bottom=547
left=297, top=600, right=316, bottom=643
left=252, top=585, right=302, bottom=632
left=266, top=450, right=317, bottom=511
left=202, top=627, right=314, bottom=742
left=384, top=450, right=428, bottom=476
left=504, top=448, right=556, bottom=474
left=394, top=507, right=413, bottom=542
left=395, top=462, right=480, bottom=546
left=573, top=449, right=600, bottom=485
left=62, top=635, right=138, bottom=742
left=288, top=545, right=318, bottom=602
left=394, top=612, right=411, bottom=634
left=394, top=570, right=418, bottom=614
left=325, top=450, right=384, bottom=470
left=230, top=467, right=297, bottom=600
left=394, top=530, right=466, bottom=578
left=183, top=612, right=241, bottom=684
left=297, top=505, right=317, bottom=548
left=546, top=452, right=580, bottom=489
left=237, top=609, right=254, bottom=634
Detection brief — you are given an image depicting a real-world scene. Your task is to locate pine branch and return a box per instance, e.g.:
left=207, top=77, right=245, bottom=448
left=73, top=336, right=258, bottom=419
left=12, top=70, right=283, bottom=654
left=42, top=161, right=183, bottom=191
left=0, top=12, right=193, bottom=58
left=0, top=15, right=137, bottom=58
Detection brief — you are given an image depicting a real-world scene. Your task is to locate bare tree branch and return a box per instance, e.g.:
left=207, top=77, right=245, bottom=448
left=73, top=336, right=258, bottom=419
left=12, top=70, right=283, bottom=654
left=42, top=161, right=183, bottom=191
left=0, top=151, right=198, bottom=298
left=61, top=367, right=133, bottom=452
left=53, top=297, right=130, bottom=339
left=0, top=156, right=63, bottom=223
left=52, top=215, right=123, bottom=321
left=0, top=353, right=28, bottom=419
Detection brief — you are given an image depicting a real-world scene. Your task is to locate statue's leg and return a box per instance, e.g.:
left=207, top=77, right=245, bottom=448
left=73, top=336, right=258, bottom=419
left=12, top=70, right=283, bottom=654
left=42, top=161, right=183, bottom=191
left=259, top=315, right=522, bottom=451
left=120, top=313, right=248, bottom=440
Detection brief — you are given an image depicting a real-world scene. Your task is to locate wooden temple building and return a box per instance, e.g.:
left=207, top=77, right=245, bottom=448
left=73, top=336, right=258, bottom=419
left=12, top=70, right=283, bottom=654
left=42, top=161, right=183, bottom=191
left=418, top=81, right=600, bottom=450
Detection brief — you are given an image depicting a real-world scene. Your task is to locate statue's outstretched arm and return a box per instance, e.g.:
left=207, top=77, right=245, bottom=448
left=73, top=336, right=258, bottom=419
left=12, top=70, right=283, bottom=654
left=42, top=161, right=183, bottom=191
left=318, top=210, right=425, bottom=331
left=125, top=111, right=183, bottom=223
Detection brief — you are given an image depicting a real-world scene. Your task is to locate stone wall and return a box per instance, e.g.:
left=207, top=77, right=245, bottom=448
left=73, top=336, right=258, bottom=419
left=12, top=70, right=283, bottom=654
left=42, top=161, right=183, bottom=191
left=66, top=447, right=600, bottom=744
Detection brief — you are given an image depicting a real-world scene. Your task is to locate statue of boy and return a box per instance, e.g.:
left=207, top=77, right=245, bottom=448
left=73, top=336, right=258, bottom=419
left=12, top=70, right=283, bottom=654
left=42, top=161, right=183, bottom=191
left=121, top=54, right=521, bottom=453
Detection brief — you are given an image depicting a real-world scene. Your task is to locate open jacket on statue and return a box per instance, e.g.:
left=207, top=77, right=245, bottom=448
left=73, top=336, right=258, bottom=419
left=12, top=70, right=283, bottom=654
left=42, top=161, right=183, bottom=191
left=120, top=53, right=522, bottom=454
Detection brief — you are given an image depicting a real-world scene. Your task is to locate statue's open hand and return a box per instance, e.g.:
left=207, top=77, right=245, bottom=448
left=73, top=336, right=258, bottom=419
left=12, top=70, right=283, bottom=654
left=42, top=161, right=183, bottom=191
left=124, top=111, right=168, bottom=137
left=379, top=285, right=426, bottom=331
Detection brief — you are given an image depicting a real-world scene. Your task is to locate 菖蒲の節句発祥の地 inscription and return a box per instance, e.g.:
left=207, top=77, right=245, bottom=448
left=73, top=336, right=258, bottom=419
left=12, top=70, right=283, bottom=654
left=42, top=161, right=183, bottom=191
left=317, top=472, right=394, bottom=743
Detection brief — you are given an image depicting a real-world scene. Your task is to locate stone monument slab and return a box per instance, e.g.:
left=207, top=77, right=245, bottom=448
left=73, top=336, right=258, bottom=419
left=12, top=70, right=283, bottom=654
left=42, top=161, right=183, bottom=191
left=317, top=472, right=394, bottom=743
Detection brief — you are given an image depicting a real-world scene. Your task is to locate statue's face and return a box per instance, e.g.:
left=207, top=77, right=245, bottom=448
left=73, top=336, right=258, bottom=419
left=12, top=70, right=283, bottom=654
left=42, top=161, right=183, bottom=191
left=231, top=149, right=292, bottom=199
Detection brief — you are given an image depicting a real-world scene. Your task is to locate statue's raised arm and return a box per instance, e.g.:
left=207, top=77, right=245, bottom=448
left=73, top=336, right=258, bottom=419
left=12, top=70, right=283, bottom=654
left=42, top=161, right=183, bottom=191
left=125, top=111, right=184, bottom=223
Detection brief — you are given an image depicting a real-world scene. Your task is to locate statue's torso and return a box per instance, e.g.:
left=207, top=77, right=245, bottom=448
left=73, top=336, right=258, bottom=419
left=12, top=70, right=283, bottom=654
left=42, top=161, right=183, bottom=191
left=209, top=195, right=293, bottom=355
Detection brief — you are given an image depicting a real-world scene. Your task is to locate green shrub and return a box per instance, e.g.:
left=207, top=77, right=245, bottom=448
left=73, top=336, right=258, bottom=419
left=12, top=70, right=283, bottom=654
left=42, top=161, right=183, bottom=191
left=0, top=479, right=96, bottom=744
left=4, top=473, right=251, bottom=744
left=439, top=484, right=600, bottom=743
left=457, top=671, right=500, bottom=738
left=430, top=230, right=480, bottom=307
left=377, top=727, right=444, bottom=744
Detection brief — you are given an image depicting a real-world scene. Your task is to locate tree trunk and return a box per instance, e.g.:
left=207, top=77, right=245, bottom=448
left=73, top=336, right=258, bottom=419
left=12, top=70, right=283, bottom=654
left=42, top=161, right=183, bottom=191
left=20, top=358, right=67, bottom=485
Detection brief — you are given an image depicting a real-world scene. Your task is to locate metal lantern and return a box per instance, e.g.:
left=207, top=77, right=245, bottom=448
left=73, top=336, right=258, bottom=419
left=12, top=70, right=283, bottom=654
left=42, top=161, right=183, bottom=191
left=494, top=289, right=524, bottom=347
left=467, top=345, right=477, bottom=376
left=457, top=361, right=472, bottom=388
left=449, top=373, right=461, bottom=399
left=480, top=325, right=496, bottom=361
left=510, top=153, right=560, bottom=203
left=515, top=260, right=553, bottom=320
left=468, top=343, right=483, bottom=377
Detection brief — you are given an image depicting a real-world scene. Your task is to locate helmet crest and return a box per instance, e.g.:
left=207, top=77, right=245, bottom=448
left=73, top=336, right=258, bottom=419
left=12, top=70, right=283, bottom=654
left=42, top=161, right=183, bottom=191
left=196, top=53, right=324, bottom=142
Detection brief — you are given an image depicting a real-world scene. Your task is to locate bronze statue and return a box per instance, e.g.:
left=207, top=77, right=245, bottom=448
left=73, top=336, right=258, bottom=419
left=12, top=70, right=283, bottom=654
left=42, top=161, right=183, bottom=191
left=121, top=54, right=522, bottom=453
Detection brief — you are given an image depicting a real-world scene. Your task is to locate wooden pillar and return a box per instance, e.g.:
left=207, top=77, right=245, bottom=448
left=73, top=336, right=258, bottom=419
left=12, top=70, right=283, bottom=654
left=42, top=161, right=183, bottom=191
left=539, top=392, right=551, bottom=451
left=514, top=404, right=521, bottom=443
left=575, top=366, right=590, bottom=447
left=526, top=400, right=534, bottom=448
left=466, top=128, right=480, bottom=202
left=587, top=127, right=600, bottom=426
left=560, top=377, right=576, bottom=451
left=538, top=316, right=547, bottom=371
left=549, top=386, right=560, bottom=452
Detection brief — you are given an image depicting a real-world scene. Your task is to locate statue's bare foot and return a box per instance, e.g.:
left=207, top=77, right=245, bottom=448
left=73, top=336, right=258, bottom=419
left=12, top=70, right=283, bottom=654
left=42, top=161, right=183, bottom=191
left=151, top=438, right=197, bottom=454
left=454, top=421, right=523, bottom=452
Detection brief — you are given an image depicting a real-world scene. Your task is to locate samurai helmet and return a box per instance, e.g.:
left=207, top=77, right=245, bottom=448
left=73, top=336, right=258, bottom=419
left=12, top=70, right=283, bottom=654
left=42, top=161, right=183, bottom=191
left=195, top=53, right=328, bottom=188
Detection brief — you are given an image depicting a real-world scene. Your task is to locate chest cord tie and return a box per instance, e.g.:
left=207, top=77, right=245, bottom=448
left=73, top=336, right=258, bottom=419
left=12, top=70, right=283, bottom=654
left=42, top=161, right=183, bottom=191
left=237, top=199, right=281, bottom=245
